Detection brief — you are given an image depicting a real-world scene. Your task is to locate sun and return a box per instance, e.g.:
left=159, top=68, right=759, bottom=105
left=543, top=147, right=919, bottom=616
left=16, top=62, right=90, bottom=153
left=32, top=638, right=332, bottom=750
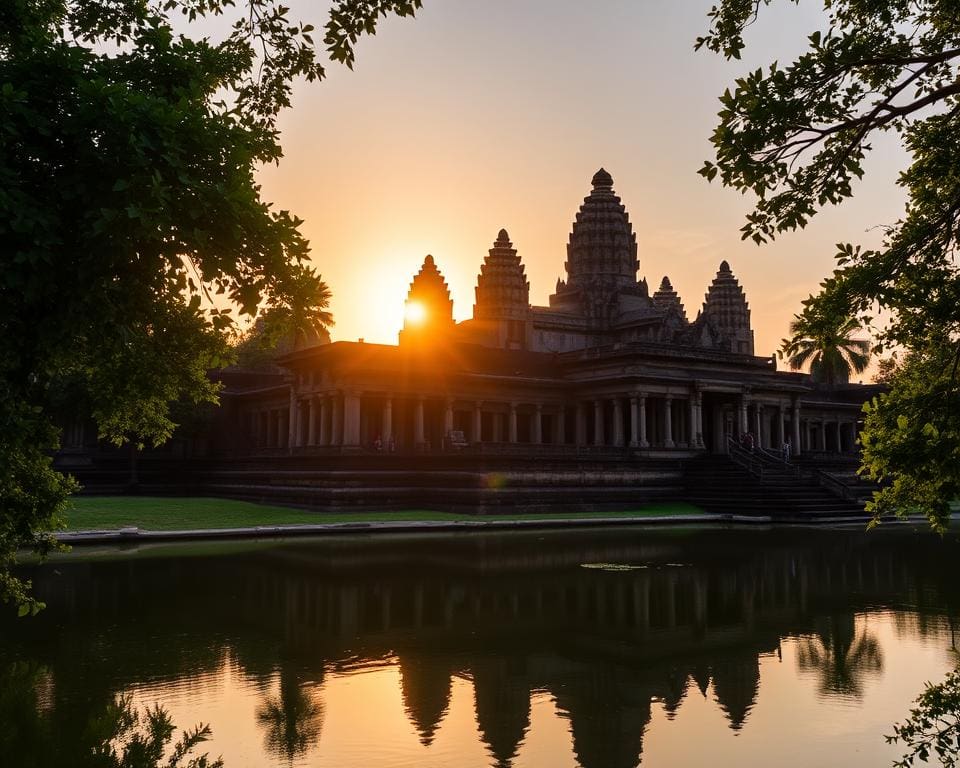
left=404, top=300, right=427, bottom=325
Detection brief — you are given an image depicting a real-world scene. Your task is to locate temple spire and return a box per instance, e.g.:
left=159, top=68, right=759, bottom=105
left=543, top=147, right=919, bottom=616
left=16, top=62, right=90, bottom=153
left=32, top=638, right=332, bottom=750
left=550, top=168, right=640, bottom=317
left=699, top=261, right=754, bottom=354
left=400, top=254, right=455, bottom=344
left=653, top=275, right=687, bottom=321
left=473, top=228, right=530, bottom=321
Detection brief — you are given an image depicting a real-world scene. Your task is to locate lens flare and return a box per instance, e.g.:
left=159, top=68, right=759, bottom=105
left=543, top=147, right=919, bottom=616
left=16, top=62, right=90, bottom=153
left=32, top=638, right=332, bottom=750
left=404, top=300, right=427, bottom=325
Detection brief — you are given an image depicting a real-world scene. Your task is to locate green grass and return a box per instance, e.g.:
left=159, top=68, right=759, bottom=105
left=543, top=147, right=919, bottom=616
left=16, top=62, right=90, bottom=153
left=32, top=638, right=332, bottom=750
left=64, top=496, right=709, bottom=532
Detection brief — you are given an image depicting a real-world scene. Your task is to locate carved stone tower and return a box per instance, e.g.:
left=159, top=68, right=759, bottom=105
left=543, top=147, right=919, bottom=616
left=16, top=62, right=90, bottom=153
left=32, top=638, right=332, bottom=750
left=474, top=229, right=530, bottom=320
left=399, top=254, right=455, bottom=344
left=550, top=169, right=644, bottom=321
left=699, top=260, right=754, bottom=354
left=652, top=276, right=686, bottom=321
left=472, top=229, right=531, bottom=349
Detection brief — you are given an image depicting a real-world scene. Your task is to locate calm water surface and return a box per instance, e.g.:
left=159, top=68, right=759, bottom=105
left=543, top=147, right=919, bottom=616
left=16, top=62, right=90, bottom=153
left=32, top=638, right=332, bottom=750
left=2, top=525, right=959, bottom=768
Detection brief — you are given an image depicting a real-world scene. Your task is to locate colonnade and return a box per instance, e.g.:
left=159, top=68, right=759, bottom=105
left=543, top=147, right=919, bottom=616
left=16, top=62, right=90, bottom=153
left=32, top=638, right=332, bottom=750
left=726, top=396, right=859, bottom=456
left=798, top=416, right=860, bottom=454
left=247, top=388, right=860, bottom=455
left=248, top=389, right=708, bottom=452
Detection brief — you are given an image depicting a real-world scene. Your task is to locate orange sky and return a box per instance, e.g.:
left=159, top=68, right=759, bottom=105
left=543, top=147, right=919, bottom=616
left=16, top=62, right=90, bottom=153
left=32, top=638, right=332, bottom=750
left=255, top=1, right=908, bottom=375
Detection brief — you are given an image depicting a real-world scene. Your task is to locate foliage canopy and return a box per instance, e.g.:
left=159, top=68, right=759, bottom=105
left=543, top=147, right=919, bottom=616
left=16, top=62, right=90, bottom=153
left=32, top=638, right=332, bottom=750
left=781, top=307, right=871, bottom=386
left=698, top=0, right=960, bottom=524
left=0, top=0, right=420, bottom=612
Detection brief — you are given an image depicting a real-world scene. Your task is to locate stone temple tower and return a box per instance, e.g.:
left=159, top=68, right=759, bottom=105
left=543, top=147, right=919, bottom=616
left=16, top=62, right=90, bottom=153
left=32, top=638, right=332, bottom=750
left=399, top=254, right=455, bottom=344
left=652, top=276, right=686, bottom=321
left=550, top=168, right=644, bottom=321
left=699, top=260, right=754, bottom=354
left=472, top=229, right=531, bottom=349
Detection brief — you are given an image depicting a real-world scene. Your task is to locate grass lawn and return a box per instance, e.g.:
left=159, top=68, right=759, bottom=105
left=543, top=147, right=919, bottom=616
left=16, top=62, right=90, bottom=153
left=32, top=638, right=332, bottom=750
left=64, top=496, right=710, bottom=532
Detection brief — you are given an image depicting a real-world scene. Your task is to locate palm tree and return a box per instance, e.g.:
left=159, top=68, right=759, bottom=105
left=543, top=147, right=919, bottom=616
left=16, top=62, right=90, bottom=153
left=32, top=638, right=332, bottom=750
left=796, top=613, right=883, bottom=700
left=781, top=310, right=871, bottom=386
left=256, top=665, right=324, bottom=762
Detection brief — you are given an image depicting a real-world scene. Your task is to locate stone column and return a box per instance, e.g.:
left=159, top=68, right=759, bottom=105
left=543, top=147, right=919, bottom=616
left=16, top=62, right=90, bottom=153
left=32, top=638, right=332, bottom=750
left=274, top=410, right=285, bottom=450
left=755, top=404, right=763, bottom=449
left=342, top=390, right=361, bottom=447
left=613, top=398, right=624, bottom=447
left=414, top=396, right=425, bottom=447
left=382, top=396, right=393, bottom=444
left=629, top=396, right=639, bottom=447
left=818, top=418, right=827, bottom=451
left=593, top=399, right=604, bottom=446
left=294, top=399, right=305, bottom=448
left=695, top=391, right=705, bottom=448
left=556, top=406, right=566, bottom=445
left=835, top=417, right=842, bottom=453
left=319, top=396, right=330, bottom=446
left=306, top=397, right=316, bottom=446
left=739, top=395, right=749, bottom=436
left=533, top=404, right=543, bottom=444
left=688, top=396, right=696, bottom=447
left=792, top=398, right=801, bottom=456
left=663, top=396, right=674, bottom=448
left=472, top=401, right=482, bottom=443
left=287, top=387, right=297, bottom=451
left=777, top=405, right=786, bottom=449
left=508, top=402, right=518, bottom=443
left=331, top=393, right=343, bottom=446
left=576, top=402, right=586, bottom=446
left=444, top=397, right=454, bottom=435
left=638, top=394, right=649, bottom=448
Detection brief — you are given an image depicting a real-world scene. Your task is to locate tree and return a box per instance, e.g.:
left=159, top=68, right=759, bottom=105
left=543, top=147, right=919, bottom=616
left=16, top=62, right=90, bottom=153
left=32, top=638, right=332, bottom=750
left=781, top=305, right=871, bottom=386
left=697, top=0, right=960, bottom=524
left=795, top=613, right=883, bottom=699
left=0, top=0, right=421, bottom=613
left=861, top=340, right=960, bottom=531
left=888, top=668, right=960, bottom=768
left=87, top=695, right=223, bottom=768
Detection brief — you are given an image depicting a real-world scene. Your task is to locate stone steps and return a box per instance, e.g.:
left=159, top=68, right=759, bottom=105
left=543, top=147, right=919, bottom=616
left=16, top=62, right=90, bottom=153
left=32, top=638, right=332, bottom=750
left=683, top=456, right=866, bottom=518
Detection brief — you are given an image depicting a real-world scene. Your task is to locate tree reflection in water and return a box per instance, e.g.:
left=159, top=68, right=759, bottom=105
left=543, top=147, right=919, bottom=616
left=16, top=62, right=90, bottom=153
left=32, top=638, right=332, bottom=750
left=3, top=527, right=960, bottom=768
left=255, top=664, right=323, bottom=762
left=796, top=613, right=883, bottom=699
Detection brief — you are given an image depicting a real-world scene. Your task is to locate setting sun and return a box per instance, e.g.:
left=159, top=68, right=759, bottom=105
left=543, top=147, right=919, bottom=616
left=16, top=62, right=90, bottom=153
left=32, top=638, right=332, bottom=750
left=404, top=300, right=427, bottom=325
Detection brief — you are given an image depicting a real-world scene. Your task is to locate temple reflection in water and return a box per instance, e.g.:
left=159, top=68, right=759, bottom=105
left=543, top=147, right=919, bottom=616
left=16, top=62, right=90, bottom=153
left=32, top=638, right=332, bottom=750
left=3, top=527, right=959, bottom=768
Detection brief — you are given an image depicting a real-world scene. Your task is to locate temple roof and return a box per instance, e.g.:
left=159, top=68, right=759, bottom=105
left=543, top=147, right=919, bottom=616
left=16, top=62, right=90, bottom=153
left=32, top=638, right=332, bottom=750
left=699, top=261, right=751, bottom=337
left=474, top=228, right=530, bottom=321
left=652, top=275, right=687, bottom=321
left=591, top=167, right=613, bottom=189
left=401, top=254, right=455, bottom=341
left=554, top=169, right=640, bottom=313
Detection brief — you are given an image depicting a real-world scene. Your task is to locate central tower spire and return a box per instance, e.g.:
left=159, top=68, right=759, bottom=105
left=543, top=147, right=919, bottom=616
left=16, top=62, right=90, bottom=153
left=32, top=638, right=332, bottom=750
left=549, top=169, right=643, bottom=319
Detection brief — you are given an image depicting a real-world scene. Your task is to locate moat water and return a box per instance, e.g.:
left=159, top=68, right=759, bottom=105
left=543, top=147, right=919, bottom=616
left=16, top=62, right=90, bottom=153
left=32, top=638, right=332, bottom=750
left=2, top=525, right=959, bottom=768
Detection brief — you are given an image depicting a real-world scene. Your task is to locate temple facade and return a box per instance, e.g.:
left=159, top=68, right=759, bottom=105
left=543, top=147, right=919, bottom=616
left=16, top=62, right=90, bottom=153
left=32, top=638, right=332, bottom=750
left=234, top=170, right=868, bottom=460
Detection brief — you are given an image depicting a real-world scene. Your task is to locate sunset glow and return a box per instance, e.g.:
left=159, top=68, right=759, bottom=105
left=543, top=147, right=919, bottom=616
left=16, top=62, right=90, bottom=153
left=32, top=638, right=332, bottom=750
left=255, top=1, right=907, bottom=373
left=404, top=300, right=427, bottom=326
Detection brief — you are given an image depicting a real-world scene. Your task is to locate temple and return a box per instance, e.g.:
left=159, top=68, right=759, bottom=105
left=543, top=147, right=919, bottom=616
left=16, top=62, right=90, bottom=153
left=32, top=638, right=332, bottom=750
left=237, top=169, right=864, bottom=459
left=59, top=169, right=878, bottom=513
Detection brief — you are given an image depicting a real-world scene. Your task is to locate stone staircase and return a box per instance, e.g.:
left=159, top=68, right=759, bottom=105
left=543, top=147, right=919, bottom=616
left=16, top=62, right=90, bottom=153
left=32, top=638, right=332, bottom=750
left=682, top=450, right=868, bottom=521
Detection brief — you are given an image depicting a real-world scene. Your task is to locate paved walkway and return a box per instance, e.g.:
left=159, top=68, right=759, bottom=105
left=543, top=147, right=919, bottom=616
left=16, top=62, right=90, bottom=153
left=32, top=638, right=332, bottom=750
left=56, top=511, right=886, bottom=544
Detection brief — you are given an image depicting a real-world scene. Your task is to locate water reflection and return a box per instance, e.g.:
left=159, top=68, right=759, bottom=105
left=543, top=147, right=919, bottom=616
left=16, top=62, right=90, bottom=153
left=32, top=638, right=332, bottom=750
left=256, top=664, right=323, bottom=761
left=1, top=527, right=959, bottom=768
left=796, top=614, right=883, bottom=700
